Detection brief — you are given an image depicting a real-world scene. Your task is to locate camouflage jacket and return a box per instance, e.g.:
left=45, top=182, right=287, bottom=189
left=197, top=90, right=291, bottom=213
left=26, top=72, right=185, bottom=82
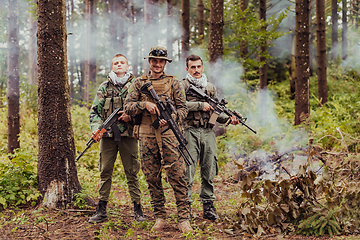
left=124, top=72, right=188, bottom=137
left=89, top=73, right=135, bottom=137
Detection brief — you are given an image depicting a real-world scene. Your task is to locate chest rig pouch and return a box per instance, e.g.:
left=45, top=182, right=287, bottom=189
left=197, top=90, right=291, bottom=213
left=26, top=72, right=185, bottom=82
left=102, top=82, right=124, bottom=120
left=139, top=75, right=175, bottom=137
left=183, top=79, right=216, bottom=128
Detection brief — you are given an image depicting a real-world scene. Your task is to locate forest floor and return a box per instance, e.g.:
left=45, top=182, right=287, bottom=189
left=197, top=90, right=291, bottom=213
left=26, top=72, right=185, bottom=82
left=0, top=157, right=359, bottom=240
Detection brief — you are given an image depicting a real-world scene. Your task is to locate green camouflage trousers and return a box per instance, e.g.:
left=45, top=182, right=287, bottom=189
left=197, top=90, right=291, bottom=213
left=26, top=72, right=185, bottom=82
left=139, top=136, right=189, bottom=221
left=98, top=136, right=141, bottom=203
left=184, top=126, right=218, bottom=203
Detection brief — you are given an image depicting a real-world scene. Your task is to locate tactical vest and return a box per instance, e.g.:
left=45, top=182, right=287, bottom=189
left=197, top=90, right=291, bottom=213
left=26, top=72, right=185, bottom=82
left=182, top=79, right=217, bottom=128
left=101, top=76, right=134, bottom=120
left=138, top=74, right=176, bottom=137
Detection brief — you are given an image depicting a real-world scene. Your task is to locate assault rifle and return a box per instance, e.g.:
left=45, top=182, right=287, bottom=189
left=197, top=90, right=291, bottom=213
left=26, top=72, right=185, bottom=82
left=75, top=108, right=123, bottom=162
left=140, top=82, right=195, bottom=166
left=186, top=84, right=257, bottom=134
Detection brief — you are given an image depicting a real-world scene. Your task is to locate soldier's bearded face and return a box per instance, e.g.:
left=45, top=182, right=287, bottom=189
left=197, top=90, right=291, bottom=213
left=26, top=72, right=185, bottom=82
left=149, top=58, right=166, bottom=74
left=112, top=56, right=129, bottom=77
left=186, top=60, right=204, bottom=79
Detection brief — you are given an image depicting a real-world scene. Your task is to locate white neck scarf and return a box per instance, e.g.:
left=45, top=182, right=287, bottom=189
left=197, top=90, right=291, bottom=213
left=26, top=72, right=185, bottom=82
left=186, top=73, right=208, bottom=89
left=109, top=71, right=131, bottom=86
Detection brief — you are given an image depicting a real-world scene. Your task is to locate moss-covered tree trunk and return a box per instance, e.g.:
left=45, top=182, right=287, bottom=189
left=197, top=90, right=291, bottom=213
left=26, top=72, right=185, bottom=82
left=316, top=0, right=328, bottom=105
left=37, top=0, right=81, bottom=208
left=7, top=0, right=20, bottom=154
left=295, top=0, right=310, bottom=125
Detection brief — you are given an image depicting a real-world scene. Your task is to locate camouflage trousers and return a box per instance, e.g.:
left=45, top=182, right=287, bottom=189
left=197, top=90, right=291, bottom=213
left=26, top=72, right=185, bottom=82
left=98, top=136, right=141, bottom=203
left=139, top=136, right=189, bottom=221
left=184, top=126, right=218, bottom=203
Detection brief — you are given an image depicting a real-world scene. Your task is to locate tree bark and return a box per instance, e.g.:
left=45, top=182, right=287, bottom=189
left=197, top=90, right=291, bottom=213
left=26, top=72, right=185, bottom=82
left=29, top=0, right=38, bottom=86
left=209, top=0, right=223, bottom=64
left=167, top=0, right=174, bottom=72
left=144, top=0, right=159, bottom=72
left=7, top=0, right=20, bottom=154
left=83, top=0, right=96, bottom=103
left=331, top=0, right=338, bottom=60
left=37, top=0, right=81, bottom=208
left=342, top=0, right=348, bottom=60
left=198, top=0, right=204, bottom=45
left=181, top=0, right=190, bottom=61
left=130, top=0, right=139, bottom=76
left=316, top=0, right=328, bottom=105
left=295, top=0, right=310, bottom=125
left=240, top=0, right=248, bottom=61
left=259, top=0, right=267, bottom=89
left=67, top=0, right=75, bottom=102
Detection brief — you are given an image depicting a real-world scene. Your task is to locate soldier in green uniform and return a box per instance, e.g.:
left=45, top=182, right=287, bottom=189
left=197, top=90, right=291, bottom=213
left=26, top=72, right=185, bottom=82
left=180, top=54, right=239, bottom=221
left=88, top=54, right=146, bottom=223
left=124, top=46, right=193, bottom=233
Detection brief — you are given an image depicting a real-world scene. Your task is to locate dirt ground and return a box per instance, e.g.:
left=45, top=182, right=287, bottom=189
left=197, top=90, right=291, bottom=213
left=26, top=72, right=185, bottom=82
left=0, top=174, right=358, bottom=240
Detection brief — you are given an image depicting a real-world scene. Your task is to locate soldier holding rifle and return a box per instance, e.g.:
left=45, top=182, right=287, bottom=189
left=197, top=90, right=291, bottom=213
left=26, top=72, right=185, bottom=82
left=180, top=55, right=240, bottom=221
left=88, top=54, right=146, bottom=223
left=124, top=46, right=193, bottom=233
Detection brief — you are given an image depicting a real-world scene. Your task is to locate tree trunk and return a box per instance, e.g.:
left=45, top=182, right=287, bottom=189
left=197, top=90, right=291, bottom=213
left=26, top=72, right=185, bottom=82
left=209, top=0, right=224, bottom=137
left=309, top=22, right=315, bottom=76
left=342, top=0, right=348, bottom=60
left=295, top=0, right=310, bottom=125
left=209, top=0, right=223, bottom=64
left=7, top=0, right=20, bottom=154
left=289, top=34, right=296, bottom=100
left=83, top=0, right=96, bottom=104
left=167, top=0, right=174, bottom=72
left=68, top=0, right=75, bottom=102
left=181, top=0, right=190, bottom=61
left=259, top=0, right=267, bottom=89
left=130, top=1, right=139, bottom=76
left=29, top=0, right=38, bottom=86
left=331, top=0, right=338, bottom=60
left=316, top=0, right=328, bottom=105
left=198, top=0, right=204, bottom=45
left=37, top=0, right=81, bottom=208
left=117, top=0, right=128, bottom=54
left=144, top=0, right=159, bottom=72
left=240, top=0, right=248, bottom=61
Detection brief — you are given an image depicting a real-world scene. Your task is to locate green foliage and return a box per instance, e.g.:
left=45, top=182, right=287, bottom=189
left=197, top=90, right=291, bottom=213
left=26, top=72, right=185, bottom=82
left=0, top=150, right=40, bottom=209
left=296, top=210, right=341, bottom=237
left=224, top=0, right=288, bottom=72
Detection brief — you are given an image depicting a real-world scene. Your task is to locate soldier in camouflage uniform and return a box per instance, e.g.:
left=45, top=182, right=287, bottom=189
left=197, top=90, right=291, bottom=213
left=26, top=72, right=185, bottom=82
left=180, top=55, right=239, bottom=221
left=88, top=54, right=146, bottom=223
left=124, top=46, right=193, bottom=233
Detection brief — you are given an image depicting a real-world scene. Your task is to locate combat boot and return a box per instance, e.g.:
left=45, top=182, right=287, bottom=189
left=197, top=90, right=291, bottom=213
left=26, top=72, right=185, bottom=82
left=151, top=218, right=165, bottom=232
left=89, top=200, right=108, bottom=223
left=203, top=201, right=219, bottom=221
left=133, top=202, right=146, bottom=222
left=178, top=220, right=194, bottom=234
